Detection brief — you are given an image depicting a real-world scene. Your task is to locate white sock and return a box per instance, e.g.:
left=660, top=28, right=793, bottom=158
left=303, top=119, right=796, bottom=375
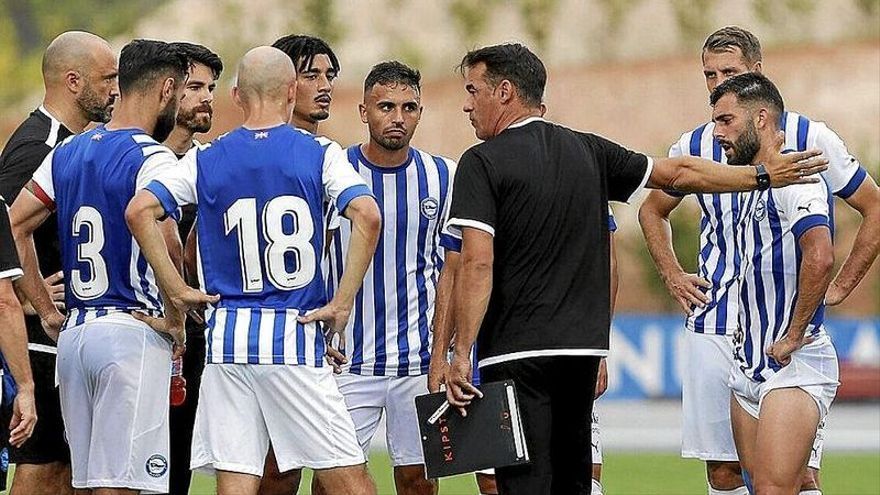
left=708, top=486, right=749, bottom=495
left=591, top=478, right=604, bottom=495
left=799, top=491, right=822, bottom=495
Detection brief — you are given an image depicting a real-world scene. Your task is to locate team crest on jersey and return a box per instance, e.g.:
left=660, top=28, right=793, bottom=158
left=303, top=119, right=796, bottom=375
left=145, top=454, right=168, bottom=477
left=753, top=198, right=767, bottom=221
left=420, top=197, right=439, bottom=219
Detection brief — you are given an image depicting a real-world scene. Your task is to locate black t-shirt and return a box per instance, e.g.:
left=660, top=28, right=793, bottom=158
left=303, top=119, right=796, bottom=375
left=448, top=118, right=650, bottom=364
left=0, top=108, right=73, bottom=346
left=0, top=199, right=22, bottom=281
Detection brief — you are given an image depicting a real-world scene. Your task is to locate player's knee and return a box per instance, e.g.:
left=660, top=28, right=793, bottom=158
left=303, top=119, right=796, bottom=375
left=706, top=461, right=744, bottom=490
left=799, top=467, right=821, bottom=492
left=393, top=465, right=437, bottom=494
left=476, top=473, right=498, bottom=495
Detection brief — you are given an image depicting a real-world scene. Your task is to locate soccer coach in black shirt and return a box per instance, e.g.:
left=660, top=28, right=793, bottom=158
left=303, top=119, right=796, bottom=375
left=444, top=43, right=827, bottom=495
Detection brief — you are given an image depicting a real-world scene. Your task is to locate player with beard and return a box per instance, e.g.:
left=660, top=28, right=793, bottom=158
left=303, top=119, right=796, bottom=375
left=161, top=41, right=224, bottom=495
left=712, top=73, right=841, bottom=495
left=639, top=27, right=878, bottom=495
left=271, top=34, right=340, bottom=135
left=0, top=30, right=117, bottom=495
left=10, top=39, right=190, bottom=494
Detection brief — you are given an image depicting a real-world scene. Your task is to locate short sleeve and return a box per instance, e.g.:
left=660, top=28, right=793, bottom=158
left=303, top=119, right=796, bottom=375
left=608, top=205, right=617, bottom=233
left=773, top=181, right=831, bottom=241
left=663, top=139, right=687, bottom=198
left=0, top=140, right=52, bottom=203
left=322, top=142, right=372, bottom=215
left=438, top=158, right=462, bottom=252
left=446, top=149, right=497, bottom=237
left=143, top=147, right=198, bottom=218
left=30, top=147, right=57, bottom=208
left=588, top=133, right=652, bottom=203
left=0, top=202, right=22, bottom=280
left=810, top=122, right=866, bottom=198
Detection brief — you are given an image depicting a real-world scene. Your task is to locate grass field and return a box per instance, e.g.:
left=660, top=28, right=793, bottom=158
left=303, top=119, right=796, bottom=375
left=185, top=452, right=880, bottom=494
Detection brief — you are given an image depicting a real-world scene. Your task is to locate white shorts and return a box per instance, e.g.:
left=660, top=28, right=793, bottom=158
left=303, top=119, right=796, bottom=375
left=681, top=330, right=739, bottom=462
left=191, top=363, right=365, bottom=475
left=729, top=335, right=838, bottom=470
left=57, top=313, right=172, bottom=493
left=335, top=373, right=426, bottom=467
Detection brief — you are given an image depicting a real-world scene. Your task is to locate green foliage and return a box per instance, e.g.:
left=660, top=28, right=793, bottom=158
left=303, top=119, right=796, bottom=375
left=671, top=0, right=715, bottom=48
left=518, top=0, right=561, bottom=52
left=448, top=0, right=498, bottom=46
left=0, top=0, right=168, bottom=107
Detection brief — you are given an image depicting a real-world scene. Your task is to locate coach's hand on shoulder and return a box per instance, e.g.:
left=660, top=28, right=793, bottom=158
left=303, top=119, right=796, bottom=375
left=447, top=353, right=483, bottom=417
left=765, top=131, right=828, bottom=187
left=662, top=271, right=710, bottom=315
left=766, top=333, right=815, bottom=367
left=9, top=385, right=36, bottom=448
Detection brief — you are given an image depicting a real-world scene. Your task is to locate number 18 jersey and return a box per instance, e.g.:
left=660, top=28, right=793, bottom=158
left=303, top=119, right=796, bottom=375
left=146, top=124, right=372, bottom=366
left=30, top=126, right=178, bottom=328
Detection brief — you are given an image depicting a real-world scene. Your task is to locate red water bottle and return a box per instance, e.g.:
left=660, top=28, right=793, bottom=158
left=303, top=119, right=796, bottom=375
left=170, top=357, right=187, bottom=407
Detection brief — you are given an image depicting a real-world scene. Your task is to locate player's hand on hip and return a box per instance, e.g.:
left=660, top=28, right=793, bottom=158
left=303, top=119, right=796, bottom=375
left=663, top=271, right=710, bottom=315
left=428, top=355, right=451, bottom=393
left=40, top=310, right=65, bottom=342
left=169, top=286, right=219, bottom=314
left=299, top=304, right=351, bottom=373
left=446, top=354, right=483, bottom=417
left=44, top=271, right=65, bottom=304
left=594, top=357, right=609, bottom=399
left=766, top=333, right=815, bottom=367
left=132, top=310, right=187, bottom=350
left=765, top=134, right=828, bottom=187
left=9, top=387, right=37, bottom=448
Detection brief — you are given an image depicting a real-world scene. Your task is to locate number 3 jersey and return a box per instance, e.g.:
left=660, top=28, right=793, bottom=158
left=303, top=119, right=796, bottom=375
left=145, top=124, right=372, bottom=366
left=31, top=126, right=179, bottom=328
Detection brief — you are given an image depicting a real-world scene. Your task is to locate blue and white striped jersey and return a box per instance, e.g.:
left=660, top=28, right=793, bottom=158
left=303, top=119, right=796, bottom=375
left=30, top=126, right=179, bottom=329
left=669, top=111, right=867, bottom=335
left=734, top=175, right=833, bottom=383
left=146, top=125, right=372, bottom=367
left=327, top=145, right=458, bottom=376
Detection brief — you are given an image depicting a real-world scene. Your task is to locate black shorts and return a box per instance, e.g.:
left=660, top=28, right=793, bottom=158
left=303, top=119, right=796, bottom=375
left=1, top=348, right=70, bottom=464
left=481, top=355, right=600, bottom=495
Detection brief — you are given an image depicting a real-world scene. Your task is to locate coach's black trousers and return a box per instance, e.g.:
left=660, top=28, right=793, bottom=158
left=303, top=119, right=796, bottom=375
left=481, top=355, right=600, bottom=495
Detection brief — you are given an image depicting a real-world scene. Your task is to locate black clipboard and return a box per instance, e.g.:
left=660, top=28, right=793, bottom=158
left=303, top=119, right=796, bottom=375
left=415, top=380, right=529, bottom=478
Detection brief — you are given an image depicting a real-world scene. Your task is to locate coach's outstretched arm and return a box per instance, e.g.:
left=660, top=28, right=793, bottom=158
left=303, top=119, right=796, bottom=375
left=648, top=140, right=827, bottom=193
left=299, top=196, right=381, bottom=370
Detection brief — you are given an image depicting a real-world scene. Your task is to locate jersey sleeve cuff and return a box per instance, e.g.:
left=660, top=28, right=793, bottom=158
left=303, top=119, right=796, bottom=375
left=624, top=156, right=654, bottom=203
left=791, top=213, right=830, bottom=240
left=336, top=184, right=374, bottom=215
left=608, top=215, right=618, bottom=233
left=0, top=267, right=23, bottom=281
left=446, top=218, right=495, bottom=237
left=145, top=180, right=180, bottom=219
left=440, top=234, right=462, bottom=253
left=835, top=166, right=867, bottom=199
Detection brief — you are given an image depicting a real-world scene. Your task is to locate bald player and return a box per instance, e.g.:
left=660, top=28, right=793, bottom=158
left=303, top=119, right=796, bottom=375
left=127, top=46, right=380, bottom=495
left=0, top=30, right=117, bottom=495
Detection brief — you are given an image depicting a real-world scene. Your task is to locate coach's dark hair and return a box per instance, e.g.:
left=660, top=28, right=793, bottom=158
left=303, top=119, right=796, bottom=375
left=703, top=26, right=762, bottom=65
left=364, top=61, right=421, bottom=94
left=271, top=34, right=340, bottom=74
left=118, top=39, right=189, bottom=95
left=172, top=42, right=223, bottom=79
left=710, top=72, right=784, bottom=120
left=459, top=43, right=546, bottom=107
